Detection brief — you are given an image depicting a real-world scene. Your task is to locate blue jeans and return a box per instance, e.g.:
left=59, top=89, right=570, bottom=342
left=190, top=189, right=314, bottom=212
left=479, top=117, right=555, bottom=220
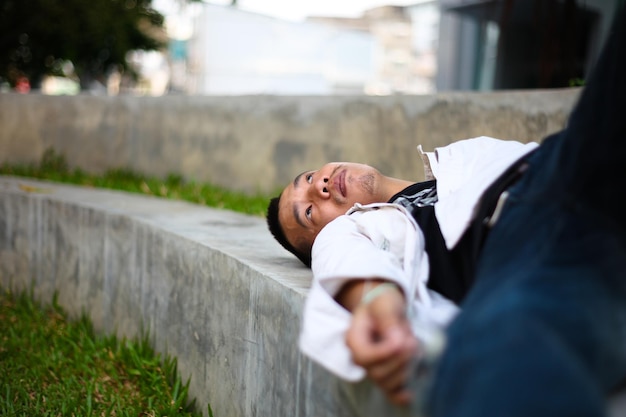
left=427, top=7, right=626, bottom=417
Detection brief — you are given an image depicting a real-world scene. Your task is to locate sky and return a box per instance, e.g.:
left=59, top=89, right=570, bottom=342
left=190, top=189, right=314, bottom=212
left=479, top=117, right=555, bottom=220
left=155, top=0, right=427, bottom=22
left=211, top=0, right=425, bottom=21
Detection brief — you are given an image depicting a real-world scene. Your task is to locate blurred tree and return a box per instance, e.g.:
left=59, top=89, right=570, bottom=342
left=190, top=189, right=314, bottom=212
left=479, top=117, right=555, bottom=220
left=0, top=0, right=165, bottom=90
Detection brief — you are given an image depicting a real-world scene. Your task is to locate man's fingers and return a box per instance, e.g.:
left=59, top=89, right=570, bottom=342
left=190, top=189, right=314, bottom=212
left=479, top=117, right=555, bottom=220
left=368, top=355, right=409, bottom=388
left=365, top=328, right=415, bottom=373
left=367, top=331, right=419, bottom=392
left=387, top=386, right=413, bottom=406
left=346, top=305, right=400, bottom=366
left=345, top=285, right=423, bottom=406
left=346, top=288, right=417, bottom=367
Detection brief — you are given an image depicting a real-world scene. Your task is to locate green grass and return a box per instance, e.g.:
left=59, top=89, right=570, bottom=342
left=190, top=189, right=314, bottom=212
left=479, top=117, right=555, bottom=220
left=0, top=288, right=210, bottom=417
left=0, top=150, right=267, bottom=416
left=0, top=148, right=273, bottom=217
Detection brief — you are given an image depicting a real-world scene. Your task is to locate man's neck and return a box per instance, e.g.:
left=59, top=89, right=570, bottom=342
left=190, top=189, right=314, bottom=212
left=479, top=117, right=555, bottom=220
left=381, top=177, right=414, bottom=201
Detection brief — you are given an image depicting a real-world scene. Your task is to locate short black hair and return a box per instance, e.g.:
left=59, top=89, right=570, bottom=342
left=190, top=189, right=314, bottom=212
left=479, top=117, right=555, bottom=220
left=266, top=194, right=312, bottom=267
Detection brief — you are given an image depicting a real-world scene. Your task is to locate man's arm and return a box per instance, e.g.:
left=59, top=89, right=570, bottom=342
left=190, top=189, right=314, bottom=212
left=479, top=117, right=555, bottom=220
left=301, top=206, right=454, bottom=385
left=335, top=278, right=388, bottom=312
left=336, top=279, right=420, bottom=405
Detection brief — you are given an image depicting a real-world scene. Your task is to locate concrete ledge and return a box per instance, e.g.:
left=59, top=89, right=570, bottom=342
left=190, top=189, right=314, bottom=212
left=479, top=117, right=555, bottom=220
left=0, top=176, right=362, bottom=417
left=3, top=176, right=625, bottom=416
left=0, top=91, right=579, bottom=193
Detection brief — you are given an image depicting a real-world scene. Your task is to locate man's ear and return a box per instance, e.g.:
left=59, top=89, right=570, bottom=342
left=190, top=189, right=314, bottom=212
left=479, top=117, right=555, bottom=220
left=294, top=235, right=313, bottom=267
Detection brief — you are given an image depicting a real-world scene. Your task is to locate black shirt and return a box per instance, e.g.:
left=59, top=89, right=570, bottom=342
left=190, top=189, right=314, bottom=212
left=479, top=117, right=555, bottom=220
left=388, top=152, right=532, bottom=304
left=389, top=181, right=476, bottom=304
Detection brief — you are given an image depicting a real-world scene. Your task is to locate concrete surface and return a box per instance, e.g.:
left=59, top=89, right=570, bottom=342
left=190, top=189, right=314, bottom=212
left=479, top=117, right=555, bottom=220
left=2, top=176, right=625, bottom=417
left=0, top=90, right=580, bottom=194
left=0, top=176, right=346, bottom=417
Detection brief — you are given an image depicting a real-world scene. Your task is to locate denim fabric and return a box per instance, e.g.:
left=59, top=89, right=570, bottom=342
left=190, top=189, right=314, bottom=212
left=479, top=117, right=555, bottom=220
left=426, top=7, right=626, bottom=417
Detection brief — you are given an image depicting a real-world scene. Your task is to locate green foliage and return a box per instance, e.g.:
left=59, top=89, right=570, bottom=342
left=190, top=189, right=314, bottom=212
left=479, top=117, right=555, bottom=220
left=39, top=147, right=69, bottom=173
left=569, top=77, right=586, bottom=87
left=0, top=287, right=204, bottom=416
left=0, top=0, right=165, bottom=88
left=0, top=148, right=273, bottom=217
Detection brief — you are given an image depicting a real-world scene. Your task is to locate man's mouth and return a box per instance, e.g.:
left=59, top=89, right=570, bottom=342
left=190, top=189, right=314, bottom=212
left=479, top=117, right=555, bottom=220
left=334, top=170, right=346, bottom=198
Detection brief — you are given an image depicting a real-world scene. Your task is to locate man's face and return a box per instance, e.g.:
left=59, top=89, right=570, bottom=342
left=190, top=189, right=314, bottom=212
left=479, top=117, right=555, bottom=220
left=278, top=162, right=383, bottom=252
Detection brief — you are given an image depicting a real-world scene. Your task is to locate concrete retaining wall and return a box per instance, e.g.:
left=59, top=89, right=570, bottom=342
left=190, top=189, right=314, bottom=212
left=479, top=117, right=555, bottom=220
left=0, top=176, right=344, bottom=416
left=7, top=90, right=617, bottom=417
left=0, top=91, right=579, bottom=194
left=2, top=176, right=625, bottom=417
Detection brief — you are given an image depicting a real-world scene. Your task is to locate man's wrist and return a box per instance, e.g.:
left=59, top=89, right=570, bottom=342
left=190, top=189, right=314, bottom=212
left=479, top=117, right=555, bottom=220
left=335, top=279, right=395, bottom=312
left=360, top=282, right=400, bottom=306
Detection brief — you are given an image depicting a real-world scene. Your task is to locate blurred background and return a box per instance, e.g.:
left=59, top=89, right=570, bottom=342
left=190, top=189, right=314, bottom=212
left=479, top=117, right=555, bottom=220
left=1, top=0, right=622, bottom=96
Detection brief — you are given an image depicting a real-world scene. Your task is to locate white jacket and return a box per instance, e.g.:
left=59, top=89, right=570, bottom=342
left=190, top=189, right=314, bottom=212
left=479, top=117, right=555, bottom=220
left=299, top=136, right=539, bottom=381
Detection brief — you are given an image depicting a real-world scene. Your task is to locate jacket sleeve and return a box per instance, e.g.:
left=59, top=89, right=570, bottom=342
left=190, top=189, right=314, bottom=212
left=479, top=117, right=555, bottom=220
left=419, top=136, right=538, bottom=248
left=299, top=206, right=449, bottom=381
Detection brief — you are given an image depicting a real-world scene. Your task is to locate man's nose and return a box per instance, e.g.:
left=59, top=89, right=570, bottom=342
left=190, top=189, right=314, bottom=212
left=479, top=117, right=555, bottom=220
left=309, top=175, right=330, bottom=199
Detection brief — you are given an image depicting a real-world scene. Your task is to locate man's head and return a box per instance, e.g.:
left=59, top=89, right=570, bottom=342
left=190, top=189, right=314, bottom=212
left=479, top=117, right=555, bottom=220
left=267, top=162, right=411, bottom=266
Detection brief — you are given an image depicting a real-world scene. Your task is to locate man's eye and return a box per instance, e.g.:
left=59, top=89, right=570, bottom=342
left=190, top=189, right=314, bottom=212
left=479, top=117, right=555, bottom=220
left=305, top=206, right=312, bottom=220
left=306, top=173, right=313, bottom=183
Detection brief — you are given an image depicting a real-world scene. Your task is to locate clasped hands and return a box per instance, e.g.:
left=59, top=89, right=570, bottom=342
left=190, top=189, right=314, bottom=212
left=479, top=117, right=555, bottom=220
left=335, top=279, right=420, bottom=405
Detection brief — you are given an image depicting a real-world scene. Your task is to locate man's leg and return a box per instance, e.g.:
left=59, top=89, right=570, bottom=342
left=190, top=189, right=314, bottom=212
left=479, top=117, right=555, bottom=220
left=426, top=6, right=626, bottom=417
left=527, top=5, right=626, bottom=237
left=426, top=200, right=626, bottom=417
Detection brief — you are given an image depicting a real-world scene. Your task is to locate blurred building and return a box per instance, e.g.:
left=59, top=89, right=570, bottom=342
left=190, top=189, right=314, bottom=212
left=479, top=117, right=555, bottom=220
left=437, top=0, right=622, bottom=90
left=183, top=4, right=374, bottom=95
left=162, top=0, right=620, bottom=95
left=169, top=2, right=440, bottom=95
left=310, top=1, right=440, bottom=95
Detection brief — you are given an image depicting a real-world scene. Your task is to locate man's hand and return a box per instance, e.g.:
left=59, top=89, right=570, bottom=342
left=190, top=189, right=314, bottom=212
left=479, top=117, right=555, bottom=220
left=345, top=285, right=419, bottom=405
